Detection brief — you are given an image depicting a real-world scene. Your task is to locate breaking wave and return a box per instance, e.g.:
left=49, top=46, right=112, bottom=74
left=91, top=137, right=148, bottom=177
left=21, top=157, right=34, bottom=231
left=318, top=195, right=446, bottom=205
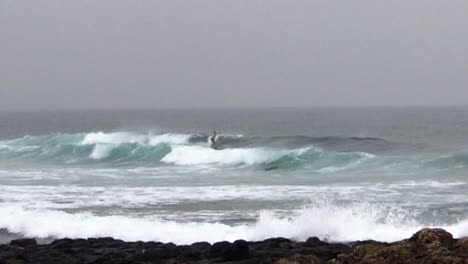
left=0, top=201, right=466, bottom=244
left=0, top=131, right=467, bottom=171
left=0, top=132, right=375, bottom=170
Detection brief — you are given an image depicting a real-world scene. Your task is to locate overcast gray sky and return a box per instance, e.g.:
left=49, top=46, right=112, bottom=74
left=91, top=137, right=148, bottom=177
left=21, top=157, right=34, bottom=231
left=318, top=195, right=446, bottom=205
left=1, top=0, right=467, bottom=110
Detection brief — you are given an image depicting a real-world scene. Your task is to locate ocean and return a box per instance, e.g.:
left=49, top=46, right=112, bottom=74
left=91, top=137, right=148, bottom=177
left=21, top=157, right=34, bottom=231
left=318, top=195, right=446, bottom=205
left=0, top=107, right=467, bottom=244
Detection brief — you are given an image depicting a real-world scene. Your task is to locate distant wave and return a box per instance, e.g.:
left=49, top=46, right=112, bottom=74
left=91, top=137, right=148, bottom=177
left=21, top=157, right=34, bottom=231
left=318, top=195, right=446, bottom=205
left=0, top=132, right=375, bottom=171
left=1, top=131, right=467, bottom=172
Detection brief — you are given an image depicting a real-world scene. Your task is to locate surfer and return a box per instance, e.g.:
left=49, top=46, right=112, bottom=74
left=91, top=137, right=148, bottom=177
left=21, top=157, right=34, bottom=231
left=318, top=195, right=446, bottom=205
left=210, top=130, right=217, bottom=145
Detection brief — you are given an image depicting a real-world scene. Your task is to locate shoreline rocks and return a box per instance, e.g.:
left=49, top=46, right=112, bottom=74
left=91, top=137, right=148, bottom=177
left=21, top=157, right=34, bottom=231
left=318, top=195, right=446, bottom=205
left=0, top=228, right=466, bottom=263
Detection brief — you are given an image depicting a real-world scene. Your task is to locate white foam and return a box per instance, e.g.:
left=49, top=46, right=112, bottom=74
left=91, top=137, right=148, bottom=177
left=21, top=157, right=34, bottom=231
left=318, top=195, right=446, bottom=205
left=147, top=133, right=191, bottom=146
left=2, top=181, right=467, bottom=213
left=389, top=181, right=467, bottom=188
left=0, top=185, right=328, bottom=210
left=0, top=203, right=466, bottom=244
left=79, top=132, right=192, bottom=160
left=81, top=132, right=143, bottom=145
left=0, top=143, right=10, bottom=150
left=89, top=144, right=114, bottom=160
left=81, top=132, right=191, bottom=146
left=161, top=146, right=290, bottom=165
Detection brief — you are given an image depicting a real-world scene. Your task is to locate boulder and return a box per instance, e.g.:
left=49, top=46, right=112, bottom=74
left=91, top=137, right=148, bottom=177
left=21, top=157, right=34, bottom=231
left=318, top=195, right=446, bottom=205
left=304, top=237, right=327, bottom=247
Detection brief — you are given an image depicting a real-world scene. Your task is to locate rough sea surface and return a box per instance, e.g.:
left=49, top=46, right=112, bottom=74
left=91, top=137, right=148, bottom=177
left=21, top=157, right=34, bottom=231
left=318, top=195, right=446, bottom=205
left=0, top=108, right=467, bottom=244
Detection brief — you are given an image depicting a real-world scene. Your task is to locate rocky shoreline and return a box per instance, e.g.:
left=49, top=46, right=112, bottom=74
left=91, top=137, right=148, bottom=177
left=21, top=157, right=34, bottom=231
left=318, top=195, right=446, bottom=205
left=0, top=228, right=466, bottom=263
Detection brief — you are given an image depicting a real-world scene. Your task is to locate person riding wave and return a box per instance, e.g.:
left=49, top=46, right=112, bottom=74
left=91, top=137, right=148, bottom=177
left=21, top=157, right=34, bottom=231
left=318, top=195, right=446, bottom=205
left=210, top=130, right=217, bottom=145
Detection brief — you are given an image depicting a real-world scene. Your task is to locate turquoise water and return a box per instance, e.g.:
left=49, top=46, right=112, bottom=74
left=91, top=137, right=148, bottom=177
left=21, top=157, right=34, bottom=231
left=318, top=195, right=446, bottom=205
left=0, top=108, right=467, bottom=244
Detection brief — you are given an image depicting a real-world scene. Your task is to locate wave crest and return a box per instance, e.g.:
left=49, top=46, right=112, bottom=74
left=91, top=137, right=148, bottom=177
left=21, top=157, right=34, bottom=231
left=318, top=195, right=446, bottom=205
left=0, top=132, right=377, bottom=170
left=161, top=145, right=373, bottom=170
left=0, top=202, right=466, bottom=244
left=81, top=132, right=191, bottom=146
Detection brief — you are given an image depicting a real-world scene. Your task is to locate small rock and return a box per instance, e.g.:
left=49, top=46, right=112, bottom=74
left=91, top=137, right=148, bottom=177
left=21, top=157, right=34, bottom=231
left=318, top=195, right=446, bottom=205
left=228, top=240, right=250, bottom=260
left=209, top=240, right=250, bottom=261
left=304, top=237, right=326, bottom=247
left=210, top=241, right=232, bottom=258
left=410, top=228, right=455, bottom=246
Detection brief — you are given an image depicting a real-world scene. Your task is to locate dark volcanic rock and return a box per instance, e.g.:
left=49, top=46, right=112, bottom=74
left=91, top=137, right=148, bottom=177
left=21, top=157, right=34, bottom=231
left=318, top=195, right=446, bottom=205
left=0, top=228, right=465, bottom=264
left=304, top=237, right=326, bottom=247
left=210, top=240, right=250, bottom=260
left=10, top=239, right=37, bottom=248
left=0, top=246, right=25, bottom=264
left=229, top=240, right=251, bottom=260
left=210, top=241, right=232, bottom=258
left=263, top=237, right=292, bottom=249
left=347, top=228, right=467, bottom=264
left=190, top=241, right=211, bottom=255
left=410, top=228, right=455, bottom=245
left=274, top=253, right=322, bottom=264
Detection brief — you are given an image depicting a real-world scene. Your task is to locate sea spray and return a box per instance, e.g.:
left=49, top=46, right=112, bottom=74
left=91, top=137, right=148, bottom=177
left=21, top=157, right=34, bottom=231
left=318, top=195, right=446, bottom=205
left=0, top=201, right=466, bottom=244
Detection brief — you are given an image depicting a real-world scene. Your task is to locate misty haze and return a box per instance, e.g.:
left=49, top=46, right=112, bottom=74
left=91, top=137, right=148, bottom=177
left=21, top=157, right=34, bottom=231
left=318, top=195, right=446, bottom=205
left=1, top=1, right=468, bottom=110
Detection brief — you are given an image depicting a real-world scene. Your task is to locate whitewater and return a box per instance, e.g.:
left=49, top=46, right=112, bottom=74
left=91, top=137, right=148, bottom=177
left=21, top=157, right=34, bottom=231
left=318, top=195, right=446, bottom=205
left=0, top=109, right=467, bottom=245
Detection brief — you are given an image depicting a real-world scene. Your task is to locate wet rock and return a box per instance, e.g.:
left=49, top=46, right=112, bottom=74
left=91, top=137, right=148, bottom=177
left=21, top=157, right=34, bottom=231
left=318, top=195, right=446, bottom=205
left=210, top=241, right=232, bottom=258
left=297, top=243, right=351, bottom=262
left=304, top=237, right=327, bottom=247
left=410, top=228, right=455, bottom=246
left=264, top=237, right=292, bottom=249
left=0, top=246, right=25, bottom=264
left=229, top=240, right=250, bottom=260
left=190, top=241, right=211, bottom=256
left=138, top=242, right=178, bottom=261
left=348, top=240, right=379, bottom=248
left=351, top=243, right=412, bottom=264
left=50, top=238, right=76, bottom=249
left=9, top=239, right=36, bottom=248
left=0, top=228, right=465, bottom=264
left=346, top=228, right=466, bottom=264
left=209, top=240, right=250, bottom=261
left=274, top=253, right=322, bottom=264
left=454, top=237, right=468, bottom=259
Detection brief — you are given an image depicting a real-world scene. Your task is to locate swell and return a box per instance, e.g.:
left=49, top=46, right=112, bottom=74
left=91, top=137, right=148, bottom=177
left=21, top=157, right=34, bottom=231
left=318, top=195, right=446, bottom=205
left=189, top=134, right=391, bottom=149
left=0, top=132, right=376, bottom=170
left=0, top=132, right=467, bottom=171
left=1, top=132, right=392, bottom=151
